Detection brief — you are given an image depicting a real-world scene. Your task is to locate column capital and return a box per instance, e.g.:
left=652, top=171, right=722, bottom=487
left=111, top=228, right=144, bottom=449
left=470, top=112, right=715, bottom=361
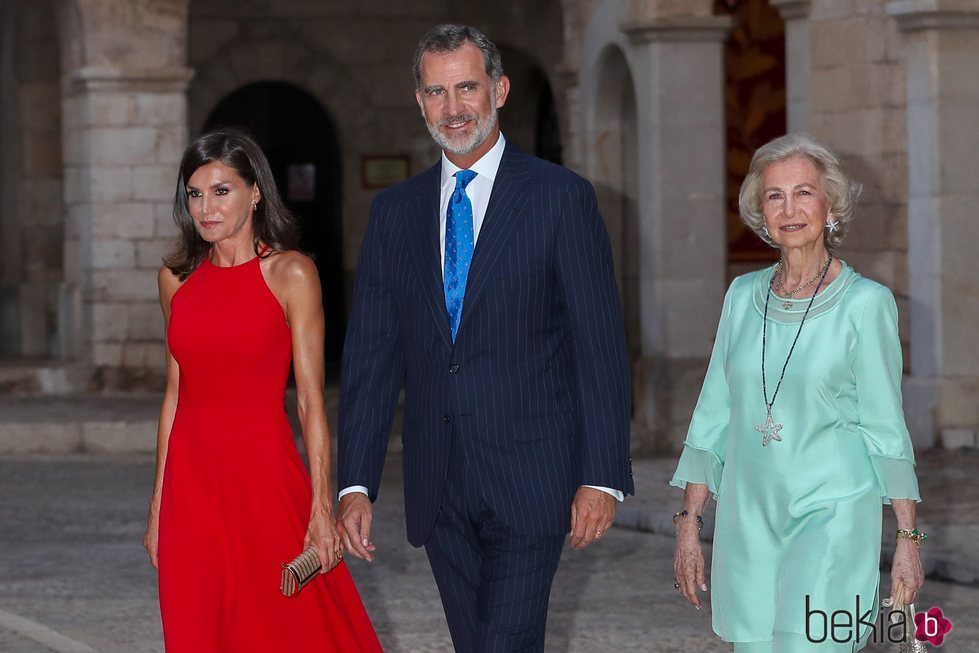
left=66, top=66, right=195, bottom=94
left=621, top=15, right=732, bottom=44
left=770, top=0, right=811, bottom=21
left=886, top=1, right=979, bottom=31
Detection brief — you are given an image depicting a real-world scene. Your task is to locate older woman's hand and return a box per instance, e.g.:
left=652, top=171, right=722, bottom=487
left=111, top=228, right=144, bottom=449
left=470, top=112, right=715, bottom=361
left=673, top=519, right=708, bottom=609
left=890, top=539, right=924, bottom=605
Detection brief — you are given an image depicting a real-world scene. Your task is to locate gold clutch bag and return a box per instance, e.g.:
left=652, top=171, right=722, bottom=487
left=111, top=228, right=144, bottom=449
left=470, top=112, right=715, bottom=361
left=280, top=547, right=321, bottom=598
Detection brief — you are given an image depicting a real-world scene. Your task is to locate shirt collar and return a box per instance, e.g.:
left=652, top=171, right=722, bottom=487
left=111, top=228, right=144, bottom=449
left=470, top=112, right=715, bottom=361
left=440, top=132, right=507, bottom=188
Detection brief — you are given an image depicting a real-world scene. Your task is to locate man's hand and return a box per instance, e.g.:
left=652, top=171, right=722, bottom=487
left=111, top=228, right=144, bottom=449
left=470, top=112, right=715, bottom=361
left=569, top=486, right=616, bottom=549
left=337, top=493, right=377, bottom=562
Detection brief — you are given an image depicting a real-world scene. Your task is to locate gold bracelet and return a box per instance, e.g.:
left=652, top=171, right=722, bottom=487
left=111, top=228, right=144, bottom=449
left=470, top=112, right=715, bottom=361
left=896, top=528, right=927, bottom=548
left=673, top=510, right=703, bottom=531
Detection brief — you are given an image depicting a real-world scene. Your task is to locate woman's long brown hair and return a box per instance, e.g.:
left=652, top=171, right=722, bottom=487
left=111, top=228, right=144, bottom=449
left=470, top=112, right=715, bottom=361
left=165, top=128, right=299, bottom=280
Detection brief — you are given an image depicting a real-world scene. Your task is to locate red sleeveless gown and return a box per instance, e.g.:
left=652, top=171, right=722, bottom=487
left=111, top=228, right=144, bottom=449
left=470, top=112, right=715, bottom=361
left=158, top=254, right=382, bottom=652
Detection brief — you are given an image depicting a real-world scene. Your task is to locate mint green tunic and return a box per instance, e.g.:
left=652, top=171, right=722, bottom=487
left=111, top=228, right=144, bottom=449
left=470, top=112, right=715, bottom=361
left=671, top=262, right=920, bottom=649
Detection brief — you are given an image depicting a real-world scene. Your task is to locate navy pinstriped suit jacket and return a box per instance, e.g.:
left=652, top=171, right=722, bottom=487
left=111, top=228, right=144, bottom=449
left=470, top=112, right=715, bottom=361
left=339, top=144, right=634, bottom=547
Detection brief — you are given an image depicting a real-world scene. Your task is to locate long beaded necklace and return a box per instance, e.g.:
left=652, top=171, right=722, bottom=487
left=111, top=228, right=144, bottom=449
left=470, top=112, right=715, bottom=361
left=755, top=255, right=832, bottom=447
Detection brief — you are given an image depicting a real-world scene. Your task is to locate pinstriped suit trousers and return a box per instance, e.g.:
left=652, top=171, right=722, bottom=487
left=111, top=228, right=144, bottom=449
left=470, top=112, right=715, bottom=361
left=424, top=438, right=565, bottom=652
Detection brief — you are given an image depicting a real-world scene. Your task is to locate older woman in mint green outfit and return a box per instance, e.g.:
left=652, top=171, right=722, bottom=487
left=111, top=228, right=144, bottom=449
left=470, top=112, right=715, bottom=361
left=671, top=134, right=924, bottom=652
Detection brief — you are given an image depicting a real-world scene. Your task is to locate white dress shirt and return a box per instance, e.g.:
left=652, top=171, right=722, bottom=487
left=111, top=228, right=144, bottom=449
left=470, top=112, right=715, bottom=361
left=340, top=133, right=623, bottom=503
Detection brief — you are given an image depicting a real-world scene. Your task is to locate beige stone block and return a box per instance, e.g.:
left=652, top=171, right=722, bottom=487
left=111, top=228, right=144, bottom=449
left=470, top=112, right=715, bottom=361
left=63, top=238, right=82, bottom=279
left=136, top=239, right=170, bottom=269
left=93, top=342, right=124, bottom=366
left=940, top=429, right=978, bottom=450
left=810, top=1, right=857, bottom=21
left=810, top=66, right=850, bottom=113
left=18, top=83, right=61, bottom=130
left=91, top=202, right=157, bottom=239
left=893, top=250, right=910, bottom=297
left=896, top=296, right=911, bottom=342
left=134, top=93, right=187, bottom=127
left=90, top=166, right=134, bottom=202
left=82, top=421, right=157, bottom=454
left=90, top=127, right=159, bottom=166
left=62, top=96, right=86, bottom=132
left=92, top=303, right=129, bottom=341
left=155, top=202, right=179, bottom=237
left=938, top=378, right=979, bottom=427
left=63, top=165, right=88, bottom=204
left=63, top=128, right=86, bottom=166
left=65, top=204, right=83, bottom=240
left=92, top=240, right=136, bottom=269
left=0, top=423, right=81, bottom=454
left=128, top=301, right=163, bottom=340
left=123, top=342, right=166, bottom=369
left=132, top=165, right=177, bottom=202
left=882, top=109, right=906, bottom=157
left=91, top=268, right=158, bottom=302
left=87, top=93, right=139, bottom=127
left=155, top=125, right=188, bottom=165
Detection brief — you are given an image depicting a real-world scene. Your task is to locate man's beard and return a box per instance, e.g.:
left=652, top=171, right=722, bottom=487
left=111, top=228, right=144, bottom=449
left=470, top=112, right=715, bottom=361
left=426, top=102, right=498, bottom=156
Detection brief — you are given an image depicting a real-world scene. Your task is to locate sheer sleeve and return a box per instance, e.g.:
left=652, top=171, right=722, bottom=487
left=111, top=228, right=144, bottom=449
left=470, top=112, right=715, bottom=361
left=670, top=283, right=736, bottom=498
left=853, top=285, right=921, bottom=504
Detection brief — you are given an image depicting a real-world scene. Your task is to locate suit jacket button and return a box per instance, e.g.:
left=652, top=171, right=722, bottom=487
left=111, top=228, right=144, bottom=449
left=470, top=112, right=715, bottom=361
left=448, top=364, right=460, bottom=374
left=442, top=415, right=451, bottom=423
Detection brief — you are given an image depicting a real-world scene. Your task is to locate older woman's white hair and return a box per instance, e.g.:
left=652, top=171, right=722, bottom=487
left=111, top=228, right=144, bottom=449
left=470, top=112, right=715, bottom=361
left=738, top=133, right=862, bottom=252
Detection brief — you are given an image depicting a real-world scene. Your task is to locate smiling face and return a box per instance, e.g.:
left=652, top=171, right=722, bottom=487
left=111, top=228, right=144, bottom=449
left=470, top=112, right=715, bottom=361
left=761, top=156, right=831, bottom=252
left=415, top=42, right=509, bottom=165
left=185, top=161, right=260, bottom=245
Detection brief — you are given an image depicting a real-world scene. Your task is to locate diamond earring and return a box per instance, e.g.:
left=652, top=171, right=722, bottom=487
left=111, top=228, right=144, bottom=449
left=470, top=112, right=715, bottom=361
left=825, top=217, right=839, bottom=233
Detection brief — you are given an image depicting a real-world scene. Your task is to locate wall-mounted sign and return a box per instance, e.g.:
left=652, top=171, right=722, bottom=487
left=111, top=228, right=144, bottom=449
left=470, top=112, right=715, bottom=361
left=362, top=156, right=410, bottom=189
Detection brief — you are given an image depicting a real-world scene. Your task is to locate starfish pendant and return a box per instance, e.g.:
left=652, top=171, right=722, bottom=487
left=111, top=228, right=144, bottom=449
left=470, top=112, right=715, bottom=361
left=755, top=410, right=783, bottom=446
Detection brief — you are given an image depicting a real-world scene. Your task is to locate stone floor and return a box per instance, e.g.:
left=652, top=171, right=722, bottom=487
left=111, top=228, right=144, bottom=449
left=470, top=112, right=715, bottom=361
left=0, top=452, right=976, bottom=652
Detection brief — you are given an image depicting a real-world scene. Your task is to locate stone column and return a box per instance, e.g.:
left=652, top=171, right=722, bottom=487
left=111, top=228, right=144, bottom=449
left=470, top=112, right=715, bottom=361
left=887, top=1, right=979, bottom=448
left=62, top=66, right=192, bottom=387
left=771, top=0, right=811, bottom=132
left=621, top=15, right=731, bottom=451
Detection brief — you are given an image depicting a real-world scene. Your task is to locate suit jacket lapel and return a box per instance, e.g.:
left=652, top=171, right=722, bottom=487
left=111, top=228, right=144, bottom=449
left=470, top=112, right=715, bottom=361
left=406, top=163, right=453, bottom=349
left=457, top=146, right=532, bottom=336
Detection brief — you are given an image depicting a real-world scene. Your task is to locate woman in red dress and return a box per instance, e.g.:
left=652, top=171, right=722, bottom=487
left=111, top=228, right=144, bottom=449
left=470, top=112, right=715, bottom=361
left=143, top=129, right=382, bottom=652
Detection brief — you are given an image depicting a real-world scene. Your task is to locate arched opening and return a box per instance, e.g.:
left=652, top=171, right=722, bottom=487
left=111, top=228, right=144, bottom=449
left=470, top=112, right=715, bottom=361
left=497, top=46, right=563, bottom=164
left=204, top=82, right=345, bottom=365
left=591, top=46, right=639, bottom=362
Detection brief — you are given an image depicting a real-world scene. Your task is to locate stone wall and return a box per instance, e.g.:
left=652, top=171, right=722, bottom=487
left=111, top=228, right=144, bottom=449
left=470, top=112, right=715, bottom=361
left=0, top=0, right=64, bottom=359
left=808, top=0, right=911, bottom=351
left=187, top=0, right=568, bottom=313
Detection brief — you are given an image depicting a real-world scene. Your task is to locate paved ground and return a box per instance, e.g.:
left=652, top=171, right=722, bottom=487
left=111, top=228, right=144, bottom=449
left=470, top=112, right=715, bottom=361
left=1, top=452, right=977, bottom=652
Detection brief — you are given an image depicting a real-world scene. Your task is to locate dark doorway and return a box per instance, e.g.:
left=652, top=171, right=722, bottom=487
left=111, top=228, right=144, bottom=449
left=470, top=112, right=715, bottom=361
left=204, top=82, right=345, bottom=365
left=497, top=47, right=563, bottom=165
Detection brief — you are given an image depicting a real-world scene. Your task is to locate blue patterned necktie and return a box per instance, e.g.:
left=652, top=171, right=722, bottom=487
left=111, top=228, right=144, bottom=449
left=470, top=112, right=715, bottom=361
left=444, top=169, right=477, bottom=342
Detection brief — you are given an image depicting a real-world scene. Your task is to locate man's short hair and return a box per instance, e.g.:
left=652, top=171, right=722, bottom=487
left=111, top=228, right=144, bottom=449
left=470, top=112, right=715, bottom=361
left=412, top=24, right=504, bottom=89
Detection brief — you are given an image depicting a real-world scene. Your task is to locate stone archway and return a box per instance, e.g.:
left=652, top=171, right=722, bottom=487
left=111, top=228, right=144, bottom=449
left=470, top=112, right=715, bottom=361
left=579, top=0, right=730, bottom=452
left=496, top=45, right=564, bottom=165
left=203, top=81, right=346, bottom=364
left=590, top=45, right=640, bottom=363
left=188, top=37, right=379, bottom=321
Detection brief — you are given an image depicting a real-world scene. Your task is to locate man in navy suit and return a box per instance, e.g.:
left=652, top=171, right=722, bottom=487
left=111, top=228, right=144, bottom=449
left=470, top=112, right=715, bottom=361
left=337, top=24, right=634, bottom=652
